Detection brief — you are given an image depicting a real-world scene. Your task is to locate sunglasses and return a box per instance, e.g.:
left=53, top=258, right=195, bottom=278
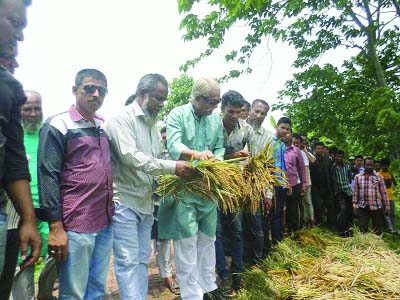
left=82, top=85, right=108, bottom=96
left=200, top=95, right=221, bottom=106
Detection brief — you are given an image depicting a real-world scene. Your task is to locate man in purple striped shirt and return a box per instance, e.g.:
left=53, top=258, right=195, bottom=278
left=353, top=157, right=389, bottom=235
left=38, top=69, right=114, bottom=300
left=283, top=131, right=306, bottom=233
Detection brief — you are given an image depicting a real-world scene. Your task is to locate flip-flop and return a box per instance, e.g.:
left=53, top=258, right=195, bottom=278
left=166, top=281, right=180, bottom=295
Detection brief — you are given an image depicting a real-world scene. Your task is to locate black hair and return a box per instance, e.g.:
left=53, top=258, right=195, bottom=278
left=221, top=90, right=245, bottom=108
left=292, top=133, right=303, bottom=141
left=75, top=69, right=107, bottom=87
left=380, top=158, right=391, bottom=166
left=242, top=100, right=251, bottom=111
left=315, top=141, right=325, bottom=147
left=277, top=117, right=292, bottom=126
left=160, top=127, right=167, bottom=134
left=355, top=155, right=364, bottom=160
left=125, top=94, right=135, bottom=106
left=136, top=74, right=168, bottom=97
left=336, top=149, right=345, bottom=156
left=364, top=156, right=374, bottom=164
left=251, top=99, right=269, bottom=111
left=329, top=146, right=338, bottom=155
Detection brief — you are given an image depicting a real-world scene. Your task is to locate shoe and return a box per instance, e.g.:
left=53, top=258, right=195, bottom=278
left=203, top=288, right=226, bottom=300
left=218, top=276, right=231, bottom=290
left=232, top=273, right=244, bottom=292
left=165, top=280, right=180, bottom=295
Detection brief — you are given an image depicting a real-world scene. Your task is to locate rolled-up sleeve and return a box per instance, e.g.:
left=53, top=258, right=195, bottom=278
left=38, top=124, right=65, bottom=221
left=106, top=116, right=176, bottom=175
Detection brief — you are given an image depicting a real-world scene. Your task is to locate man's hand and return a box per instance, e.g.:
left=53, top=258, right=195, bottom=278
left=300, top=186, right=306, bottom=196
left=263, top=198, right=272, bottom=214
left=287, top=186, right=293, bottom=196
left=48, top=221, right=68, bottom=262
left=234, top=150, right=250, bottom=158
left=192, top=150, right=214, bottom=161
left=175, top=161, right=195, bottom=178
left=19, top=220, right=42, bottom=269
left=352, top=204, right=358, bottom=216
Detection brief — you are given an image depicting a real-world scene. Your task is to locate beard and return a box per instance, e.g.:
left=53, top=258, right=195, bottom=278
left=22, top=119, right=42, bottom=133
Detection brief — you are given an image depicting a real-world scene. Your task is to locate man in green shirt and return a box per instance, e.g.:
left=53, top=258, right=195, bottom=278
left=158, top=77, right=225, bottom=300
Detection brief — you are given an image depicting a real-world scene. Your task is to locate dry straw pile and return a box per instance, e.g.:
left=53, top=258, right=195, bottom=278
left=155, top=142, right=286, bottom=213
left=237, top=228, right=400, bottom=300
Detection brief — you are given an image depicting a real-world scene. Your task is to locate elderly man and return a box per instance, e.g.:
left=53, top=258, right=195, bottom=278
left=158, top=77, right=225, bottom=300
left=38, top=69, right=114, bottom=300
left=0, top=0, right=41, bottom=276
left=0, top=90, right=57, bottom=300
left=106, top=74, right=193, bottom=300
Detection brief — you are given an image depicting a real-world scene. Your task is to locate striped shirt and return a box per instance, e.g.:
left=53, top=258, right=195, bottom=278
left=223, top=119, right=254, bottom=155
left=38, top=106, right=114, bottom=233
left=353, top=173, right=389, bottom=211
left=247, top=124, right=273, bottom=156
left=334, top=163, right=353, bottom=197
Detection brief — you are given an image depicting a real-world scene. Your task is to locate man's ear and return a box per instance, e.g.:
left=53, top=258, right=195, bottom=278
left=72, top=86, right=78, bottom=96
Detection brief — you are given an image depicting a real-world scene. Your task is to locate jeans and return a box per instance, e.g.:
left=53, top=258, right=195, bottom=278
left=0, top=205, right=7, bottom=276
left=113, top=203, right=154, bottom=300
left=215, top=209, right=243, bottom=278
left=57, top=225, right=113, bottom=300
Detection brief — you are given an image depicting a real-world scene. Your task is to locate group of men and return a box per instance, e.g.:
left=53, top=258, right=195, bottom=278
left=0, top=1, right=397, bottom=300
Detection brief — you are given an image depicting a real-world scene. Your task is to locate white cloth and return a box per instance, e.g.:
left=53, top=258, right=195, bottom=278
left=301, top=150, right=309, bottom=166
left=174, top=232, right=217, bottom=300
left=154, top=239, right=173, bottom=278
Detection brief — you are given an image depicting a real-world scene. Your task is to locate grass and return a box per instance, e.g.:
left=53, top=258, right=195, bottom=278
left=382, top=199, right=400, bottom=253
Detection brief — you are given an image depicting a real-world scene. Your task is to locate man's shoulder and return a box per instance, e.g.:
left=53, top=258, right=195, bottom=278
left=42, top=111, right=70, bottom=134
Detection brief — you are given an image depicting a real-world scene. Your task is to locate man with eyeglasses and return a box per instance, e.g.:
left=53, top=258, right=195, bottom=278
left=158, top=77, right=226, bottom=300
left=38, top=69, right=114, bottom=299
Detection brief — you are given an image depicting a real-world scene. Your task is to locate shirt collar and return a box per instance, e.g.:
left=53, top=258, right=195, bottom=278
left=69, top=105, right=104, bottom=122
left=132, top=100, right=145, bottom=117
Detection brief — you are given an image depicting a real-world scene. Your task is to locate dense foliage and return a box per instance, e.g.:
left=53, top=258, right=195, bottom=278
left=159, top=74, right=193, bottom=121
left=177, top=0, right=400, bottom=159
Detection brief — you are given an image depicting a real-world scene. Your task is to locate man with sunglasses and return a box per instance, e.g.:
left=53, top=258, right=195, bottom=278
left=158, top=77, right=226, bottom=300
left=38, top=69, right=114, bottom=299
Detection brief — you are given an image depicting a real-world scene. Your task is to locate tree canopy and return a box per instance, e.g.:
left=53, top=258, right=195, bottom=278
left=177, top=0, right=400, bottom=159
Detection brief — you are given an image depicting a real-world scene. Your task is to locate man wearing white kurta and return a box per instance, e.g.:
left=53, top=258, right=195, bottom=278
left=158, top=77, right=225, bottom=300
left=106, top=74, right=193, bottom=300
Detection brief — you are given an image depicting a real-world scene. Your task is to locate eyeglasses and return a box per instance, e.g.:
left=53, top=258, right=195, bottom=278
left=200, top=95, right=221, bottom=106
left=82, top=85, right=108, bottom=96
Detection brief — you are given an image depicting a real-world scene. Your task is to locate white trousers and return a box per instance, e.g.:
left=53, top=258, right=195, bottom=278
left=154, top=239, right=173, bottom=278
left=174, top=232, right=217, bottom=300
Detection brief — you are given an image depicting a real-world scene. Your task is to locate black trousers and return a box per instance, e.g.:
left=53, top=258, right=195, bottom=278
left=358, top=207, right=383, bottom=235
left=335, top=192, right=353, bottom=234
left=0, top=228, right=19, bottom=299
left=311, top=185, right=335, bottom=228
left=286, top=184, right=301, bottom=233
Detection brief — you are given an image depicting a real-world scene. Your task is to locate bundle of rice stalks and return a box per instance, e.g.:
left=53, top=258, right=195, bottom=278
left=237, top=228, right=400, bottom=300
left=242, top=140, right=287, bottom=213
left=156, top=157, right=248, bottom=213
